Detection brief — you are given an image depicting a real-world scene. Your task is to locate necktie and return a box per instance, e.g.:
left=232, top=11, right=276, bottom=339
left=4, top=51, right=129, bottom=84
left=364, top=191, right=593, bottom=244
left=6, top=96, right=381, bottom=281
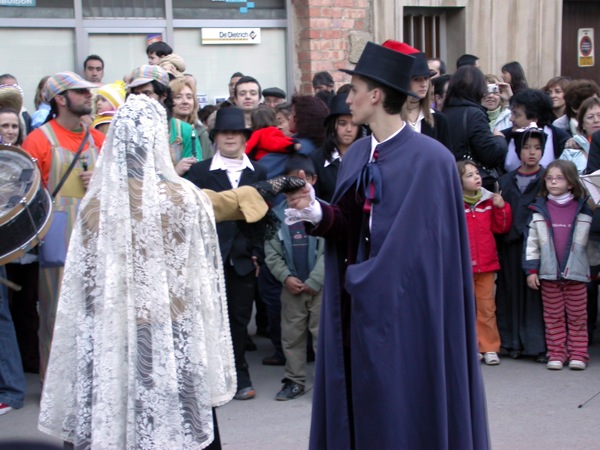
left=359, top=146, right=381, bottom=213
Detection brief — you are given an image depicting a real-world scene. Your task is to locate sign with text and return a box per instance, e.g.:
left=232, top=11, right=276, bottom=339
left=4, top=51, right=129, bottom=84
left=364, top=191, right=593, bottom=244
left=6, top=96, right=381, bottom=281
left=0, top=0, right=35, bottom=5
left=202, top=28, right=261, bottom=45
left=578, top=28, right=594, bottom=68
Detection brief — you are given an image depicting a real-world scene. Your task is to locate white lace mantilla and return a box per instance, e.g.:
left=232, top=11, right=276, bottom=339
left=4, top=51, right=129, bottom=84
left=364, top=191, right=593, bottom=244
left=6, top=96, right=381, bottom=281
left=38, top=95, right=236, bottom=449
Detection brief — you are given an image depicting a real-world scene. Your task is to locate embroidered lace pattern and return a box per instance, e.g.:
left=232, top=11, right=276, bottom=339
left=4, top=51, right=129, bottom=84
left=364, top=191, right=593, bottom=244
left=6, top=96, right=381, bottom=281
left=38, top=95, right=236, bottom=449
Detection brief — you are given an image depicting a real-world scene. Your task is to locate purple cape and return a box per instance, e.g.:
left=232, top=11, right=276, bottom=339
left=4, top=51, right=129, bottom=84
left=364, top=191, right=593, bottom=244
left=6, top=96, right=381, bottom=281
left=309, top=126, right=490, bottom=449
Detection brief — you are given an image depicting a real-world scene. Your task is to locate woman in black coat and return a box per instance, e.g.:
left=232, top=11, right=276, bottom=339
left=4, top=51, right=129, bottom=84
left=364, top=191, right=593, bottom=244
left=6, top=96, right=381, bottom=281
left=442, top=65, right=507, bottom=170
left=310, top=93, right=362, bottom=202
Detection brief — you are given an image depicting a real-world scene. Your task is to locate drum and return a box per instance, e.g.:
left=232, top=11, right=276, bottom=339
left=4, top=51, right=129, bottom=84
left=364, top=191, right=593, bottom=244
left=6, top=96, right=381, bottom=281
left=0, top=144, right=53, bottom=265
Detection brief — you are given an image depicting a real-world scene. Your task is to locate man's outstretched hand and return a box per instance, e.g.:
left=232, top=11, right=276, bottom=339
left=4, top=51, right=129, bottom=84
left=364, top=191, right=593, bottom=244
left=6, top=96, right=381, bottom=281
left=285, top=170, right=313, bottom=210
left=252, top=175, right=306, bottom=203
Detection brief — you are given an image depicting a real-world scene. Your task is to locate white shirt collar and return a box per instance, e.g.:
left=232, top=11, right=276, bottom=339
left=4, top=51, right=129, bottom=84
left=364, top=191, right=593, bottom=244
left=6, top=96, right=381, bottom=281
left=324, top=149, right=340, bottom=167
left=209, top=150, right=255, bottom=172
left=369, top=123, right=406, bottom=161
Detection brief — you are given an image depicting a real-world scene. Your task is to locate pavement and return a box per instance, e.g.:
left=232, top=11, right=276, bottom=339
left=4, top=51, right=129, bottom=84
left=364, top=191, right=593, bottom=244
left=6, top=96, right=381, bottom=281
left=2, top=332, right=600, bottom=449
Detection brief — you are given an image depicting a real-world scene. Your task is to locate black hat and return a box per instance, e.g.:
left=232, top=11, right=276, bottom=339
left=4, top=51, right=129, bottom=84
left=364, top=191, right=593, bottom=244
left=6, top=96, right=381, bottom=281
left=380, top=41, right=431, bottom=79
left=340, top=41, right=418, bottom=98
left=324, top=93, right=351, bottom=125
left=513, top=124, right=548, bottom=155
left=262, top=87, right=286, bottom=99
left=209, top=107, right=252, bottom=142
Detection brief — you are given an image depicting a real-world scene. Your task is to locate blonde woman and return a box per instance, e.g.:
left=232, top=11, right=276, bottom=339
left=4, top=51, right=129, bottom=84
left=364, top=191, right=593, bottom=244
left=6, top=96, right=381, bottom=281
left=170, top=77, right=213, bottom=160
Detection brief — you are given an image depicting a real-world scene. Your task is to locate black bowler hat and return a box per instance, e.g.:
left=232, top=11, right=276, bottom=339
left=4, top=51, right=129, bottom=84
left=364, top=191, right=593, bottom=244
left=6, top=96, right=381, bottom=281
left=324, top=93, right=351, bottom=125
left=209, top=107, right=252, bottom=142
left=262, top=87, right=286, bottom=99
left=340, top=41, right=418, bottom=98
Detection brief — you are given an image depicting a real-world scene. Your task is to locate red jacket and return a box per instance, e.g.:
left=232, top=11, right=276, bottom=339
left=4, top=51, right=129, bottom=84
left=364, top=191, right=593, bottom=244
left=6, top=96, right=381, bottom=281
left=245, top=126, right=295, bottom=160
left=464, top=189, right=512, bottom=273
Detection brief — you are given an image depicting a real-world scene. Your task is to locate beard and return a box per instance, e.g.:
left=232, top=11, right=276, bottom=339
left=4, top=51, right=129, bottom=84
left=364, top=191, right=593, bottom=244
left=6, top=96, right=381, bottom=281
left=64, top=94, right=92, bottom=116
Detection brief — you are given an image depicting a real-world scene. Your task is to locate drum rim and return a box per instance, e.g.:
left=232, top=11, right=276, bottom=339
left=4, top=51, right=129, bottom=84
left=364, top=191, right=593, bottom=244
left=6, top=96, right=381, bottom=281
left=0, top=144, right=42, bottom=226
left=0, top=188, right=53, bottom=265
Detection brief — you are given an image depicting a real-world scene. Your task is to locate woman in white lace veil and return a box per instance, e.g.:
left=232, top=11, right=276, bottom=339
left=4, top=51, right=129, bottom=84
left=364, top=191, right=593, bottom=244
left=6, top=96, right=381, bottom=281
left=38, top=95, right=237, bottom=449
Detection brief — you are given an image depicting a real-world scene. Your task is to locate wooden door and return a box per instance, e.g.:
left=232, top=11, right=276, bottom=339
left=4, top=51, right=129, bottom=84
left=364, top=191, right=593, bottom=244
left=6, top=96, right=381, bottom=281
left=562, top=0, right=600, bottom=80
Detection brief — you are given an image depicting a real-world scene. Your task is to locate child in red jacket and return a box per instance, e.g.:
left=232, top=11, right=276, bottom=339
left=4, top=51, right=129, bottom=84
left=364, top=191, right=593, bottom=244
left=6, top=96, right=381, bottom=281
left=458, top=160, right=513, bottom=365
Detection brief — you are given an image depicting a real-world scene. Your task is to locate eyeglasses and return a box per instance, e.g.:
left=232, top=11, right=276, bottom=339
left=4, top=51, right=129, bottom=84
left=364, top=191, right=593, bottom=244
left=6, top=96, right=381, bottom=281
left=544, top=176, right=565, bottom=182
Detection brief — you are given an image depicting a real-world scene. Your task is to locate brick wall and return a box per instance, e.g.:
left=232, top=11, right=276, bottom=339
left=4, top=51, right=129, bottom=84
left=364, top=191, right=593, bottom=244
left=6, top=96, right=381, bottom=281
left=293, top=0, right=370, bottom=94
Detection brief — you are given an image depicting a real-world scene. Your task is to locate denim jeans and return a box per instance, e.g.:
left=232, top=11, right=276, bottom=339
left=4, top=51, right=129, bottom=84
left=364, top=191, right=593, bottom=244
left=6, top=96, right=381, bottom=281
left=0, top=266, right=25, bottom=409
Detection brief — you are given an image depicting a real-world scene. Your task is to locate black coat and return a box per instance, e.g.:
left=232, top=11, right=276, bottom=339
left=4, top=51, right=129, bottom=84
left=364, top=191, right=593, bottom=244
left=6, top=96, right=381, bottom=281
left=421, top=110, right=453, bottom=153
left=443, top=98, right=507, bottom=168
left=187, top=157, right=267, bottom=275
left=310, top=147, right=339, bottom=203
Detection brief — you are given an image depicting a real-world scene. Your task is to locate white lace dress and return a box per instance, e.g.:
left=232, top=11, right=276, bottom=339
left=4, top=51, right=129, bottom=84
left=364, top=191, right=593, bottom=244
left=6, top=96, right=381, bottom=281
left=38, top=95, right=236, bottom=449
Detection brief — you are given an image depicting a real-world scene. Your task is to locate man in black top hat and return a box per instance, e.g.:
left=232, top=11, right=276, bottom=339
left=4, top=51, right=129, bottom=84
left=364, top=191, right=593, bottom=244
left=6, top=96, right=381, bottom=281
left=187, top=107, right=267, bottom=401
left=285, top=41, right=490, bottom=449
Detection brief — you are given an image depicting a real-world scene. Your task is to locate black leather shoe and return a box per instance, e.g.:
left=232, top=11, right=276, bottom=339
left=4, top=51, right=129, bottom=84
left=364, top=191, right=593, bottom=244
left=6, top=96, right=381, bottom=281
left=234, top=386, right=256, bottom=400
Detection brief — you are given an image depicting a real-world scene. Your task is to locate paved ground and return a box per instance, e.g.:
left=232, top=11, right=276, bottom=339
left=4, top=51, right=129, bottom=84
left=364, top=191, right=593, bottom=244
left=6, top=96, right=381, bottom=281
left=2, top=332, right=600, bottom=449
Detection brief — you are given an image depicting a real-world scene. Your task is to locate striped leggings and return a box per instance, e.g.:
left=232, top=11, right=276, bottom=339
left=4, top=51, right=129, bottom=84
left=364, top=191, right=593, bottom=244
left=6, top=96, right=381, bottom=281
left=540, top=280, right=589, bottom=363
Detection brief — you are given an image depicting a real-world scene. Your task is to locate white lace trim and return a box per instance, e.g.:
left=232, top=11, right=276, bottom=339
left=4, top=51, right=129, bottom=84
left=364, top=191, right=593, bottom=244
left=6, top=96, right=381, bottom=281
left=39, top=95, right=236, bottom=449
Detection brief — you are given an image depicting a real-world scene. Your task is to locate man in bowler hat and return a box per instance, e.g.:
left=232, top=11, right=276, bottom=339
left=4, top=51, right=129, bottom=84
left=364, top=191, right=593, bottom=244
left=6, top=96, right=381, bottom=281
left=285, top=41, right=490, bottom=449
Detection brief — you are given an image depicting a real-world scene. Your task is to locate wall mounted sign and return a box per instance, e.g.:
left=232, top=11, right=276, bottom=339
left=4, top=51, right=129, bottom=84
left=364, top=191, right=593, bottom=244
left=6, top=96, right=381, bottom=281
left=0, top=0, right=36, bottom=5
left=578, top=28, right=595, bottom=68
left=202, top=28, right=261, bottom=45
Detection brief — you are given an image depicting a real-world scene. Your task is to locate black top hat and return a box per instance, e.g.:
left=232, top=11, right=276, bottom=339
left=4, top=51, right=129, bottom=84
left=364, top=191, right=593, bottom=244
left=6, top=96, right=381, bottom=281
left=324, top=93, right=351, bottom=125
left=340, top=42, right=418, bottom=98
left=410, top=52, right=431, bottom=78
left=262, top=87, right=286, bottom=99
left=209, top=107, right=252, bottom=142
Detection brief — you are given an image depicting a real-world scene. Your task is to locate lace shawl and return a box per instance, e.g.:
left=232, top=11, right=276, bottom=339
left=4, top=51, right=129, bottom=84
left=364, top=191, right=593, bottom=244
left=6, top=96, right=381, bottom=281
left=38, top=95, right=236, bottom=449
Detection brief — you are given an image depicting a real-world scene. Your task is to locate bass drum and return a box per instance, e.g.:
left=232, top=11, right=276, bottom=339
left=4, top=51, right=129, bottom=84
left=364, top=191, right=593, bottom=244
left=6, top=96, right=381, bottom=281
left=0, top=144, right=53, bottom=265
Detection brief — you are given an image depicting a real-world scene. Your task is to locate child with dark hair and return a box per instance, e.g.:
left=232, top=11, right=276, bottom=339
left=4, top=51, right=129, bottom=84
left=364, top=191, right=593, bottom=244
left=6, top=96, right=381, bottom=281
left=496, top=126, right=548, bottom=361
left=504, top=89, right=570, bottom=172
left=524, top=159, right=592, bottom=370
left=146, top=41, right=173, bottom=65
left=265, top=154, right=324, bottom=400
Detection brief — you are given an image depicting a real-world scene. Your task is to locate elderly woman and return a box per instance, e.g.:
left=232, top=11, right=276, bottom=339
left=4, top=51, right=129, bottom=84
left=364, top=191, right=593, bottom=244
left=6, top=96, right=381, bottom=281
left=38, top=95, right=302, bottom=449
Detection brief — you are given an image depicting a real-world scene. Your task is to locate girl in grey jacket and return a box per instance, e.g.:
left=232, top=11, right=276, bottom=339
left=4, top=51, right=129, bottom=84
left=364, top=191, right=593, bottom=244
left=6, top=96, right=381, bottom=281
left=523, top=160, right=592, bottom=370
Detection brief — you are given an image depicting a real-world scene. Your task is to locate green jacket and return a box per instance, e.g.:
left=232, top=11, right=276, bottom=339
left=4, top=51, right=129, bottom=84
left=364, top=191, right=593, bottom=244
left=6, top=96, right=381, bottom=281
left=264, top=201, right=325, bottom=292
left=170, top=117, right=202, bottom=161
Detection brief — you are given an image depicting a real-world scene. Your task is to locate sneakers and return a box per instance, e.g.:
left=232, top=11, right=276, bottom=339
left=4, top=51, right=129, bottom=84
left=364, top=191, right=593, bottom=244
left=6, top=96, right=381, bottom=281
left=483, top=352, right=500, bottom=365
left=276, top=382, right=305, bottom=401
left=0, top=403, right=13, bottom=416
left=569, top=360, right=587, bottom=370
left=234, top=386, right=256, bottom=400
left=546, top=360, right=564, bottom=370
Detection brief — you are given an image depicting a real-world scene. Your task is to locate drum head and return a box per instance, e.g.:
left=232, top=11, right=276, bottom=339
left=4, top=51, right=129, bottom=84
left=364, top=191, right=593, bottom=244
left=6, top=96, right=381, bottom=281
left=0, top=144, right=41, bottom=225
left=0, top=144, right=52, bottom=264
